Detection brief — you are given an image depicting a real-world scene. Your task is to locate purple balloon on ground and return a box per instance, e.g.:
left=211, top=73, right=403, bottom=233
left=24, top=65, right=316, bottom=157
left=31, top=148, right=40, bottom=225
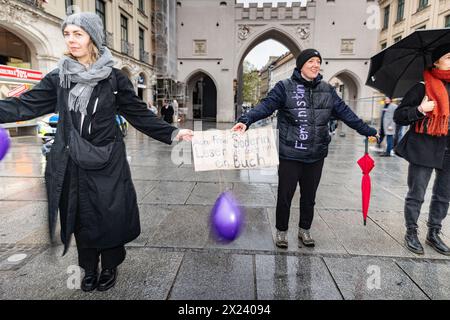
left=211, top=191, right=244, bottom=242
left=0, top=127, right=10, bottom=161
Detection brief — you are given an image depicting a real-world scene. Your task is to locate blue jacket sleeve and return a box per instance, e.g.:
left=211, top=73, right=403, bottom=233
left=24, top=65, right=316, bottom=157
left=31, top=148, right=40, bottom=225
left=331, top=90, right=377, bottom=137
left=238, top=81, right=286, bottom=128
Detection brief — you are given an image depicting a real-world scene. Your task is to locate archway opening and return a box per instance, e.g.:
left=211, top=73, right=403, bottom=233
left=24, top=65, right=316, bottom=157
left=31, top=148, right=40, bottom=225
left=329, top=71, right=360, bottom=136
left=0, top=26, right=32, bottom=68
left=186, top=71, right=217, bottom=121
left=236, top=30, right=301, bottom=120
left=329, top=72, right=359, bottom=110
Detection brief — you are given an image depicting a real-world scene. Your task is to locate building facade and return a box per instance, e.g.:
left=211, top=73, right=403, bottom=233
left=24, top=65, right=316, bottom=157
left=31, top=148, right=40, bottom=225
left=268, top=52, right=295, bottom=91
left=379, top=0, right=450, bottom=51
left=0, top=0, right=158, bottom=103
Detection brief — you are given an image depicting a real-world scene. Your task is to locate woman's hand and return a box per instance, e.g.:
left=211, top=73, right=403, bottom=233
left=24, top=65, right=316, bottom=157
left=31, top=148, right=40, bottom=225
left=175, top=129, right=194, bottom=141
left=419, top=95, right=435, bottom=114
left=231, top=123, right=247, bottom=133
left=368, top=132, right=381, bottom=144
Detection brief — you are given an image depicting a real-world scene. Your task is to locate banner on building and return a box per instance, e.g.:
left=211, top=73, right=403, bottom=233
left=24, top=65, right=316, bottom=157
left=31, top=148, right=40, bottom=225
left=0, top=65, right=43, bottom=82
left=192, top=127, right=279, bottom=172
left=7, top=84, right=29, bottom=97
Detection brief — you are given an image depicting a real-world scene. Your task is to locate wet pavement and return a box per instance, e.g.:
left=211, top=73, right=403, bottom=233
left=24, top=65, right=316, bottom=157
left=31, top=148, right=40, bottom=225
left=1, top=120, right=450, bottom=300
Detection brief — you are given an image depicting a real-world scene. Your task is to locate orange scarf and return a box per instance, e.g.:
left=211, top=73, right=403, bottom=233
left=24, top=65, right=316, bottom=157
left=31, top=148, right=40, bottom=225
left=415, top=69, right=450, bottom=136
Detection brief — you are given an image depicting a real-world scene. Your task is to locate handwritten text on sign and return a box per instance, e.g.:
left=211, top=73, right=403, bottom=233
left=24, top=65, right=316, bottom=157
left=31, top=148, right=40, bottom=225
left=192, top=127, right=279, bottom=172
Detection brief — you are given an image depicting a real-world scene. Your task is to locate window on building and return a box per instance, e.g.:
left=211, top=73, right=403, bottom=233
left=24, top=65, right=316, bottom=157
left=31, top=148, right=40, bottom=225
left=95, top=0, right=106, bottom=31
left=416, top=25, right=426, bottom=30
left=65, top=0, right=74, bottom=15
left=445, top=15, right=450, bottom=28
left=341, top=39, right=355, bottom=54
left=139, top=28, right=145, bottom=54
left=396, top=0, right=404, bottom=22
left=138, top=0, right=145, bottom=13
left=394, top=36, right=402, bottom=43
left=383, top=5, right=390, bottom=30
left=193, top=40, right=207, bottom=55
left=381, top=42, right=387, bottom=50
left=418, top=0, right=428, bottom=11
left=121, top=15, right=128, bottom=42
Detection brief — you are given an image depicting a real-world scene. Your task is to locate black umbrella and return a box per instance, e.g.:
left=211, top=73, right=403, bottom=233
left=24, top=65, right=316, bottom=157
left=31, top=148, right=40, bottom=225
left=366, top=28, right=450, bottom=98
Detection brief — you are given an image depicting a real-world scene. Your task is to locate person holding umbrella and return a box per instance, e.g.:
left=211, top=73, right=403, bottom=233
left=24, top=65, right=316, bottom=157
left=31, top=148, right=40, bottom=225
left=232, top=49, right=378, bottom=249
left=394, top=43, right=450, bottom=256
left=0, top=12, right=194, bottom=291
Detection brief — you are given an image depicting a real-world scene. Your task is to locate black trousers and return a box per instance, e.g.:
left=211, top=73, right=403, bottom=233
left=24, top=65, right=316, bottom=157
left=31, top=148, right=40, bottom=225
left=404, top=151, right=450, bottom=230
left=77, top=245, right=126, bottom=271
left=276, top=158, right=325, bottom=231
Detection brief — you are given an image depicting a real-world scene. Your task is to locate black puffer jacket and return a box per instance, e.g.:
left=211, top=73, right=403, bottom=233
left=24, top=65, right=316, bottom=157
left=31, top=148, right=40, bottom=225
left=238, top=69, right=377, bottom=163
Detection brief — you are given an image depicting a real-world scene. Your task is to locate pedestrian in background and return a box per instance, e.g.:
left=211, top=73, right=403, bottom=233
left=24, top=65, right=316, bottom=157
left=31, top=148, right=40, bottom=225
left=161, top=99, right=174, bottom=124
left=379, top=97, right=397, bottom=157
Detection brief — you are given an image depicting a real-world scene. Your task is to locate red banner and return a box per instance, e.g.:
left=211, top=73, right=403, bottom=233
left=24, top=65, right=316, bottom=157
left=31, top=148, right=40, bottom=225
left=0, top=65, right=43, bottom=81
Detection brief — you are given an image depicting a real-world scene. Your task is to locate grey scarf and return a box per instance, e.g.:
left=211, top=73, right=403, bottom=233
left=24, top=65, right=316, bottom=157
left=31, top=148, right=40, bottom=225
left=58, top=47, right=115, bottom=116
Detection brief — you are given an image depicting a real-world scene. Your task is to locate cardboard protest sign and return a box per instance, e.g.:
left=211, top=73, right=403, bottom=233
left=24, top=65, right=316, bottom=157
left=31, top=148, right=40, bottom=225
left=192, top=127, right=279, bottom=172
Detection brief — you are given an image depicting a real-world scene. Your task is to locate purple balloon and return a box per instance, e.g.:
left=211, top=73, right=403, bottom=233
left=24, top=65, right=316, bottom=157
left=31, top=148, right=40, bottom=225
left=211, top=191, right=244, bottom=242
left=0, top=127, right=10, bottom=161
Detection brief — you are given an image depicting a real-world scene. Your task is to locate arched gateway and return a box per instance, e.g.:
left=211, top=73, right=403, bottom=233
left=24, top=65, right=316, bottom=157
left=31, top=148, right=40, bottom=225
left=176, top=0, right=378, bottom=122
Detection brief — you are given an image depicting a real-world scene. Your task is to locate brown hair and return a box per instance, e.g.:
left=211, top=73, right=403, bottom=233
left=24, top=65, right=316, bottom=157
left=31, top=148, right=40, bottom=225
left=64, top=40, right=99, bottom=65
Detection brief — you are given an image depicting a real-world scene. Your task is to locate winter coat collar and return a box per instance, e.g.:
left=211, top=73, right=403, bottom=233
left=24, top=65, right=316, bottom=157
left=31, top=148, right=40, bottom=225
left=291, top=68, right=323, bottom=88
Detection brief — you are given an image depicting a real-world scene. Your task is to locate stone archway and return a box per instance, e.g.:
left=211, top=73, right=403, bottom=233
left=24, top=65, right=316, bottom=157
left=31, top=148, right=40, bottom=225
left=235, top=27, right=303, bottom=118
left=329, top=70, right=362, bottom=135
left=184, top=70, right=218, bottom=121
left=329, top=70, right=361, bottom=109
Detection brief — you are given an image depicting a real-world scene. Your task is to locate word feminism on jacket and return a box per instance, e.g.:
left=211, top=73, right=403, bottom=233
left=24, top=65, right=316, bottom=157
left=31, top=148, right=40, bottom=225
left=192, top=127, right=279, bottom=172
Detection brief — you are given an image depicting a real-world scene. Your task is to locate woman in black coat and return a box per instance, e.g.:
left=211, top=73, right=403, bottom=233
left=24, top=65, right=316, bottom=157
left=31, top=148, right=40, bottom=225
left=0, top=13, right=193, bottom=292
left=394, top=43, right=450, bottom=256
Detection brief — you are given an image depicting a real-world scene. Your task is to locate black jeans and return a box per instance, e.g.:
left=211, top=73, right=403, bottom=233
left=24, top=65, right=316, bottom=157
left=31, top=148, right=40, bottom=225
left=276, top=158, right=324, bottom=231
left=405, top=152, right=450, bottom=230
left=77, top=245, right=126, bottom=271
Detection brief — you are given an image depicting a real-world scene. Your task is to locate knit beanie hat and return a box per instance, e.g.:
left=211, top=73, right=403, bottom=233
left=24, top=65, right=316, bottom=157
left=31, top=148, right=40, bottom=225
left=61, top=12, right=105, bottom=50
left=432, top=43, right=450, bottom=64
left=296, top=49, right=322, bottom=69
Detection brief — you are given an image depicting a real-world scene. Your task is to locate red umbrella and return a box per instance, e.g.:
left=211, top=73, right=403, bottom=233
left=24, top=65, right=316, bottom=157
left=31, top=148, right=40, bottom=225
left=357, top=138, right=375, bottom=226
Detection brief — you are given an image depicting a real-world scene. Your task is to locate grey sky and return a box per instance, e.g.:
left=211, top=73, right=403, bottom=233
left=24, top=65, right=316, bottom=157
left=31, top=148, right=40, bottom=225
left=244, top=40, right=289, bottom=70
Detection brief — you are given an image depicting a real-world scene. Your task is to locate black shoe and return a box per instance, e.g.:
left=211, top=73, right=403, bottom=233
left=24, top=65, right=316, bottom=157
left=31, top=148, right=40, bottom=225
left=379, top=153, right=391, bottom=157
left=81, top=270, right=98, bottom=292
left=97, top=268, right=117, bottom=292
left=426, top=228, right=450, bottom=256
left=404, top=228, right=424, bottom=255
